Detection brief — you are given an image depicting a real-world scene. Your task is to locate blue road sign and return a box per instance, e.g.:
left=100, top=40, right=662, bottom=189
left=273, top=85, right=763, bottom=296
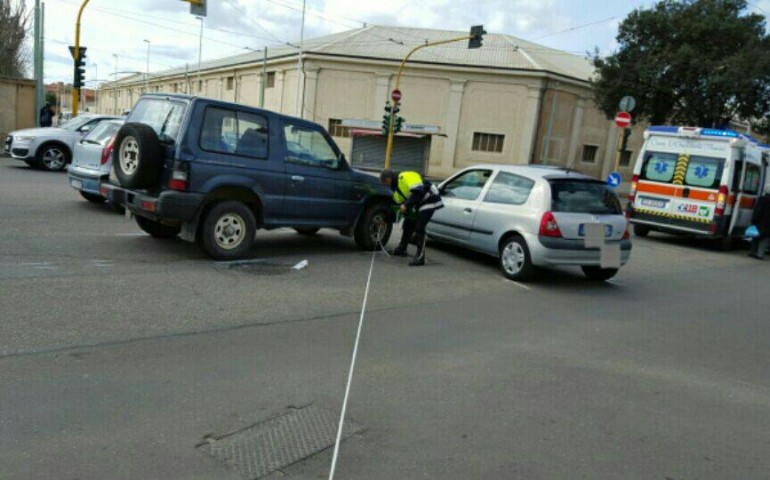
left=607, top=172, right=622, bottom=188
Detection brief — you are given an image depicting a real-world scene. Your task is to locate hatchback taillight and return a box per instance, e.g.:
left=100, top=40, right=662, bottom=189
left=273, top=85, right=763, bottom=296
left=539, top=211, right=562, bottom=237
left=168, top=160, right=190, bottom=191
left=100, top=133, right=117, bottom=165
left=715, top=185, right=729, bottom=216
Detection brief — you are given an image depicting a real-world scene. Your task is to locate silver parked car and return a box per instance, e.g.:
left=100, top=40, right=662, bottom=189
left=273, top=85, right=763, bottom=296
left=4, top=114, right=120, bottom=171
left=67, top=119, right=124, bottom=206
left=427, top=165, right=632, bottom=281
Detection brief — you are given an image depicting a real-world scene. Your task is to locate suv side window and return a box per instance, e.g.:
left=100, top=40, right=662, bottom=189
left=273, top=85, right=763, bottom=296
left=442, top=169, right=492, bottom=201
left=200, top=107, right=268, bottom=159
left=283, top=123, right=340, bottom=169
left=484, top=172, right=535, bottom=205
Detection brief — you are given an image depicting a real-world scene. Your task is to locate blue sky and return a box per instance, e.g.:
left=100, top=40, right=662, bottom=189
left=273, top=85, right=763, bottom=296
left=30, top=0, right=769, bottom=84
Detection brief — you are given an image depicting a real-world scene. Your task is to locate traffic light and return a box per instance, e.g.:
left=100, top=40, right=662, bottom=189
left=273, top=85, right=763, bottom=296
left=382, top=102, right=393, bottom=135
left=468, top=25, right=486, bottom=49
left=394, top=116, right=404, bottom=133
left=620, top=128, right=632, bottom=151
left=73, top=47, right=87, bottom=89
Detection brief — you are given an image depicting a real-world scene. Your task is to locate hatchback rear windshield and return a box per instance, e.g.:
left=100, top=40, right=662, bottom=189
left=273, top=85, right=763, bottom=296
left=641, top=151, right=724, bottom=189
left=84, top=121, right=122, bottom=145
left=127, top=98, right=187, bottom=143
left=549, top=180, right=622, bottom=215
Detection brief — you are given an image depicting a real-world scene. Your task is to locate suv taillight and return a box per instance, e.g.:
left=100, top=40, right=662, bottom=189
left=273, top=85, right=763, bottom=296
left=539, top=211, right=562, bottom=237
left=715, top=185, right=729, bottom=216
left=100, top=133, right=117, bottom=165
left=168, top=160, right=190, bottom=191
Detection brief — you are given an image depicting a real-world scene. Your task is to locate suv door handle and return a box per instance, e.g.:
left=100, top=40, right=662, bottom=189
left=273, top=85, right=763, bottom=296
left=291, top=175, right=305, bottom=183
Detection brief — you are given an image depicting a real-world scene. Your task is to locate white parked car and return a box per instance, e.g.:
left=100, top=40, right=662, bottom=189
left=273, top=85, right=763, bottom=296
left=427, top=165, right=633, bottom=281
left=67, top=119, right=124, bottom=207
left=4, top=114, right=120, bottom=171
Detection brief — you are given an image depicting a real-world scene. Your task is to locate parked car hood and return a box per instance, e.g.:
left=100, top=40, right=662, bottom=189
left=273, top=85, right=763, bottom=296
left=9, top=127, right=68, bottom=137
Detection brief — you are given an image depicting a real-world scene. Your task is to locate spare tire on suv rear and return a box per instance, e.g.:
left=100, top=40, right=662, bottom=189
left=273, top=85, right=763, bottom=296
left=113, top=123, right=163, bottom=189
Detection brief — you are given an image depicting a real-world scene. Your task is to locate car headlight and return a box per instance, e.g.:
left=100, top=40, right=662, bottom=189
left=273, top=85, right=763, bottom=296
left=14, top=136, right=36, bottom=142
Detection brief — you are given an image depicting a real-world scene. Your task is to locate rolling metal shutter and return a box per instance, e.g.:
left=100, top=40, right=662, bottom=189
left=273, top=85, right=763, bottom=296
left=350, top=135, right=430, bottom=174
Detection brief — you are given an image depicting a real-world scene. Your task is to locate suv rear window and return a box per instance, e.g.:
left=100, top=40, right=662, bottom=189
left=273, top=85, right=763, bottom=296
left=128, top=98, right=187, bottom=143
left=549, top=180, right=622, bottom=215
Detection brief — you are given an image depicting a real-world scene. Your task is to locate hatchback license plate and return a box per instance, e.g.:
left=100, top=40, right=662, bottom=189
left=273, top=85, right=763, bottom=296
left=70, top=179, right=82, bottom=190
left=579, top=224, right=612, bottom=237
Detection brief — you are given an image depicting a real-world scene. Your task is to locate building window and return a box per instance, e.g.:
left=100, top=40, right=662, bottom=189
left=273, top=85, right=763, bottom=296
left=266, top=72, right=276, bottom=88
left=619, top=150, right=633, bottom=167
left=198, top=80, right=203, bottom=92
left=472, top=132, right=504, bottom=153
left=226, top=76, right=234, bottom=90
left=581, top=145, right=599, bottom=164
left=328, top=119, right=350, bottom=138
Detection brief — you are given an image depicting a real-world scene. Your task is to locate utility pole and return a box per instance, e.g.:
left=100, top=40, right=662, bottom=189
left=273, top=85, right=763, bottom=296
left=295, top=0, right=306, bottom=117
left=94, top=63, right=98, bottom=112
left=196, top=16, right=203, bottom=94
left=541, top=81, right=559, bottom=166
left=34, top=0, right=43, bottom=126
left=260, top=47, right=267, bottom=108
left=72, top=0, right=91, bottom=117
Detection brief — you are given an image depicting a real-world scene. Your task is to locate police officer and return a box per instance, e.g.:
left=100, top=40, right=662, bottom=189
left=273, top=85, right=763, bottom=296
left=749, top=184, right=770, bottom=260
left=380, top=169, right=443, bottom=266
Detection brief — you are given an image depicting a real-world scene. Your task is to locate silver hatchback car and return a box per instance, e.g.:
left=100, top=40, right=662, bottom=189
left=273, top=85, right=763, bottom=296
left=427, top=165, right=632, bottom=281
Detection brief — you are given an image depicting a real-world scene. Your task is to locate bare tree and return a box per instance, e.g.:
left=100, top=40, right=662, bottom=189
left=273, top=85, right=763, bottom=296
left=0, top=0, right=31, bottom=78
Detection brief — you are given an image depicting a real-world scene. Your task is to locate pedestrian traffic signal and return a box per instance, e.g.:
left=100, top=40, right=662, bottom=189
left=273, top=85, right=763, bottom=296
left=468, top=25, right=486, bottom=49
left=73, top=48, right=87, bottom=89
left=620, top=127, right=632, bottom=151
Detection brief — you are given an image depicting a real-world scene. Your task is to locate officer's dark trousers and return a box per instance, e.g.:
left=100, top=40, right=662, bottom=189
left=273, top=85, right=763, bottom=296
left=399, top=209, right=434, bottom=259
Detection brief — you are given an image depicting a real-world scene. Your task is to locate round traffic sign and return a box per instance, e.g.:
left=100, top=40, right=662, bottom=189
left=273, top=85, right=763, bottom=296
left=607, top=172, right=622, bottom=188
left=619, top=96, right=636, bottom=113
left=615, top=111, right=632, bottom=129
left=391, top=89, right=402, bottom=102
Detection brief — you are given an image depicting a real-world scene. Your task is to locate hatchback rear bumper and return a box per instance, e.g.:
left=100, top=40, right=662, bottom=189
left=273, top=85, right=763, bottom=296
left=528, top=234, right=632, bottom=267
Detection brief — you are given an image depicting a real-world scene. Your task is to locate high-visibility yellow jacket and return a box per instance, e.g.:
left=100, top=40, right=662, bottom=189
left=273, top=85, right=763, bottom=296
left=392, top=171, right=443, bottom=212
left=393, top=171, right=424, bottom=204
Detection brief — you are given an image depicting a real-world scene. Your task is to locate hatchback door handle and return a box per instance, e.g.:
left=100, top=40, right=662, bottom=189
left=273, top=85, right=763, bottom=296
left=291, top=175, right=305, bottom=183
left=463, top=208, right=473, bottom=214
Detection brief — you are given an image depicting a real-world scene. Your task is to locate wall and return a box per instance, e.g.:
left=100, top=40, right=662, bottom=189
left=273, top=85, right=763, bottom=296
left=0, top=77, right=36, bottom=145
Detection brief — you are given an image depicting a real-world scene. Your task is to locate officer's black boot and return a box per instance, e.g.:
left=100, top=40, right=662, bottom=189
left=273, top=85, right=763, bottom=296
left=390, top=237, right=409, bottom=257
left=409, top=236, right=426, bottom=266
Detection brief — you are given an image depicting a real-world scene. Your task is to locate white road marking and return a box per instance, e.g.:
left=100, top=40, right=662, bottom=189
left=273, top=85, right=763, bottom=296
left=503, top=279, right=532, bottom=291
left=20, top=262, right=52, bottom=266
left=328, top=251, right=377, bottom=480
left=292, top=259, right=309, bottom=270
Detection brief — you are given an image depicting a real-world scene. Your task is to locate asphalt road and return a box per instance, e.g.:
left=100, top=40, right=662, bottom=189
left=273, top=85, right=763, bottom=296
left=1, top=156, right=769, bottom=479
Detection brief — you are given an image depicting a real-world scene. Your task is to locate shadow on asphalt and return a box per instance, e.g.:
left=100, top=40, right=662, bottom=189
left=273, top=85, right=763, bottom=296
left=633, top=231, right=751, bottom=254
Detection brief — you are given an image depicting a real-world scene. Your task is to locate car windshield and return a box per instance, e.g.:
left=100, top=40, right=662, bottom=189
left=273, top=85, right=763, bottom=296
left=127, top=98, right=187, bottom=143
left=549, top=179, right=622, bottom=215
left=59, top=116, right=95, bottom=131
left=83, top=121, right=122, bottom=145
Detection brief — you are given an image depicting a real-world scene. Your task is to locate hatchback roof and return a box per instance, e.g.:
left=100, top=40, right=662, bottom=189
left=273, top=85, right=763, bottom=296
left=468, top=164, right=597, bottom=181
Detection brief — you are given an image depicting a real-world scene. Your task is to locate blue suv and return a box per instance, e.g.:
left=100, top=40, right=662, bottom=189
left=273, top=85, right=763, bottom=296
left=101, top=94, right=394, bottom=259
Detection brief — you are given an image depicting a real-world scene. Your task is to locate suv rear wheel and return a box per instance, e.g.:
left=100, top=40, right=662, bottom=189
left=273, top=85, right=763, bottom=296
left=354, top=204, right=393, bottom=250
left=200, top=201, right=256, bottom=260
left=113, top=123, right=163, bottom=189
left=499, top=235, right=534, bottom=281
left=136, top=216, right=181, bottom=239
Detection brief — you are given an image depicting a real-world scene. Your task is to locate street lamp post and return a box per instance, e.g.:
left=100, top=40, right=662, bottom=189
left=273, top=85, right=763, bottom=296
left=112, top=54, right=118, bottom=114
left=143, top=39, right=151, bottom=91
left=94, top=63, right=98, bottom=112
left=196, top=16, right=203, bottom=93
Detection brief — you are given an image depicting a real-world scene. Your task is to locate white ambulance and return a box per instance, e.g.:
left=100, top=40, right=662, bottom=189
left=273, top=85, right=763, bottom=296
left=627, top=126, right=769, bottom=248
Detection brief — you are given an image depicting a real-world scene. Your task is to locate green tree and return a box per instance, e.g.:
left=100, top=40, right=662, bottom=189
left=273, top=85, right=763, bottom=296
left=591, top=0, right=770, bottom=131
left=0, top=0, right=30, bottom=78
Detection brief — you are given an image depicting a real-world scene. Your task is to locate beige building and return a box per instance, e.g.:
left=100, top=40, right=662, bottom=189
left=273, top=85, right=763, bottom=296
left=98, top=26, right=643, bottom=187
left=0, top=77, right=36, bottom=144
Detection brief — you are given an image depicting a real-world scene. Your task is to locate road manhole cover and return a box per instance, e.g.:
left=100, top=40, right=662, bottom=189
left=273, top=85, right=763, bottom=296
left=198, top=404, right=361, bottom=479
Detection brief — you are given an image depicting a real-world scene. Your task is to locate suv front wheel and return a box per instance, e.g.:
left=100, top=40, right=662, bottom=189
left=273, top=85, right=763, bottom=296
left=354, top=204, right=393, bottom=251
left=200, top=201, right=256, bottom=260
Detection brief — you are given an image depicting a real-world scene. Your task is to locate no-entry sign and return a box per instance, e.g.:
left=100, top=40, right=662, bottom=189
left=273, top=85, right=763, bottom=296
left=615, top=111, right=632, bottom=128
left=391, top=89, right=402, bottom=102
